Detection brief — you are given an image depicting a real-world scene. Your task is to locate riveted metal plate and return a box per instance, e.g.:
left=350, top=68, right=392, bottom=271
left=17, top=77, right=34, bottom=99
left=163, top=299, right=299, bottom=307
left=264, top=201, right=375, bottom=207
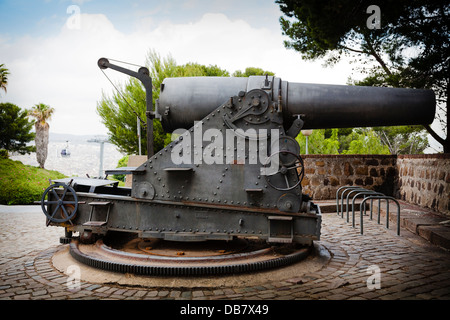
left=135, top=181, right=155, bottom=200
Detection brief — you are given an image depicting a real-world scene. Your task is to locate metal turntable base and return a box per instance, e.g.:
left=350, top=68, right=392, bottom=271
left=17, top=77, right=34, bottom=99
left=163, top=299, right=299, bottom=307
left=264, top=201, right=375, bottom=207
left=68, top=234, right=312, bottom=276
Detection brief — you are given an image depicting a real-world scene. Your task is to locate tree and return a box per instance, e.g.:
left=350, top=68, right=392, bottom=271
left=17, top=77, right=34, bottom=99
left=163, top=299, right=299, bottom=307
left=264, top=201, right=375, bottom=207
left=373, top=126, right=429, bottom=154
left=295, top=127, right=391, bottom=155
left=342, top=128, right=390, bottom=155
left=0, top=103, right=35, bottom=156
left=233, top=67, right=275, bottom=77
left=27, top=103, right=54, bottom=168
left=295, top=129, right=340, bottom=154
left=97, top=50, right=232, bottom=155
left=277, top=0, right=449, bottom=152
left=0, top=64, right=9, bottom=96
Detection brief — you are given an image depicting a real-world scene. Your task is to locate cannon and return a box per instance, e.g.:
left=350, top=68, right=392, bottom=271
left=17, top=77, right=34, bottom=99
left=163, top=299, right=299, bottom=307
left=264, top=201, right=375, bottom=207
left=40, top=58, right=435, bottom=275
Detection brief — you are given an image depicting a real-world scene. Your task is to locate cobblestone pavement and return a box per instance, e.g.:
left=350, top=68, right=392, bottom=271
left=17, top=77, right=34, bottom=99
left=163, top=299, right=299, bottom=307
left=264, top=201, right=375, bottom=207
left=1, top=205, right=450, bottom=302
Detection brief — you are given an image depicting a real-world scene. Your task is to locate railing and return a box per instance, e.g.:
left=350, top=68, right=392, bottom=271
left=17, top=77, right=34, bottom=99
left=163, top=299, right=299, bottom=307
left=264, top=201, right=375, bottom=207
left=336, top=186, right=400, bottom=236
left=360, top=196, right=401, bottom=236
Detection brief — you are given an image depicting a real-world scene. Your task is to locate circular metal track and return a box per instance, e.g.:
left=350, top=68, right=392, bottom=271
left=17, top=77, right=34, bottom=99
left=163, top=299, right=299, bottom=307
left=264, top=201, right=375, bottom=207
left=68, top=238, right=312, bottom=276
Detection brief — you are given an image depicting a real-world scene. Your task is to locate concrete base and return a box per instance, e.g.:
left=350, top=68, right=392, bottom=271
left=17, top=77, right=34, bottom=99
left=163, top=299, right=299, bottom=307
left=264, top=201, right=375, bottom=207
left=52, top=242, right=330, bottom=289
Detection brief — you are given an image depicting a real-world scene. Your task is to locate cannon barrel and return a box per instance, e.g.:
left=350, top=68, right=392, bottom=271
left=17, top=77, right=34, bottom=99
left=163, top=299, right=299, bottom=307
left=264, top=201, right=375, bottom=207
left=156, top=76, right=435, bottom=132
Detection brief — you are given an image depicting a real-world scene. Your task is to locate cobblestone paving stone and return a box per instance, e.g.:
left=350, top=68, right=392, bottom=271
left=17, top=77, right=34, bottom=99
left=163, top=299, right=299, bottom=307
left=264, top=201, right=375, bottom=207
left=1, top=205, right=450, bottom=300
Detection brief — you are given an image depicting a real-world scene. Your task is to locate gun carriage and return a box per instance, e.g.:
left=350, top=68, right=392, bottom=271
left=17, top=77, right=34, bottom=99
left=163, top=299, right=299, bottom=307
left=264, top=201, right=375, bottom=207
left=40, top=58, right=435, bottom=275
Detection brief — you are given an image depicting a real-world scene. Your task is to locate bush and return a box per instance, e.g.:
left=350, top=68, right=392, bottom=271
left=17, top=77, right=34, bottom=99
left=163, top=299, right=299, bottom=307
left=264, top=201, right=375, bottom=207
left=0, top=149, right=8, bottom=159
left=0, top=158, right=66, bottom=205
left=112, top=155, right=130, bottom=182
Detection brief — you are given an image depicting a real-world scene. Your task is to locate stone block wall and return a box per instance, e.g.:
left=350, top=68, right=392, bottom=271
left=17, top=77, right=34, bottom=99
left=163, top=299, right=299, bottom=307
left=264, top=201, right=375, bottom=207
left=301, top=155, right=397, bottom=200
left=300, top=154, right=450, bottom=216
left=397, top=154, right=450, bottom=215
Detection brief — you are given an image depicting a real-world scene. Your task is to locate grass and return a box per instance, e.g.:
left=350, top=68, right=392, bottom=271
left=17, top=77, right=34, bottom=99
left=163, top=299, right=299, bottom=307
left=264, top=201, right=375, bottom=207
left=0, top=158, right=67, bottom=205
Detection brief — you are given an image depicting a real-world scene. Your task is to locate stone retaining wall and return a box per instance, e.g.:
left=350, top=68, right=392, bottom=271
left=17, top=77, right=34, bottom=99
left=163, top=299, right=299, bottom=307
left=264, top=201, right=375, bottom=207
left=396, top=154, right=450, bottom=215
left=301, top=154, right=450, bottom=216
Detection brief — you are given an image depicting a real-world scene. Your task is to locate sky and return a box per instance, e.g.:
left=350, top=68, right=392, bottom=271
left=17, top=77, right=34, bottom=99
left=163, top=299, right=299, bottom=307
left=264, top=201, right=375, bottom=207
left=0, top=0, right=363, bottom=136
left=0, top=0, right=443, bottom=153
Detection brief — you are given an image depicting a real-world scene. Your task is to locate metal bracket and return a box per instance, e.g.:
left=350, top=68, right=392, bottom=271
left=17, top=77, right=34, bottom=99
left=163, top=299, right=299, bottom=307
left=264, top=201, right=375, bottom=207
left=83, top=201, right=112, bottom=227
left=268, top=216, right=293, bottom=243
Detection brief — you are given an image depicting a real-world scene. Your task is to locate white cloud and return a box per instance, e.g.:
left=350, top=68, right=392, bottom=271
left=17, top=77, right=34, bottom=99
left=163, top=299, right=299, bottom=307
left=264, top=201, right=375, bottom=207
left=1, top=12, right=354, bottom=136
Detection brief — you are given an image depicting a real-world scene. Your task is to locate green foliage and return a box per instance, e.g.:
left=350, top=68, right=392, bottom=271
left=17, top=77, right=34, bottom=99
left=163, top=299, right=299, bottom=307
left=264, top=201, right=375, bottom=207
left=0, top=149, right=8, bottom=159
left=0, top=63, right=9, bottom=96
left=112, top=154, right=130, bottom=182
left=97, top=77, right=155, bottom=155
left=373, top=125, right=428, bottom=154
left=295, top=128, right=394, bottom=155
left=295, top=129, right=340, bottom=154
left=0, top=158, right=66, bottom=205
left=176, top=62, right=230, bottom=77
left=233, top=67, right=275, bottom=77
left=0, top=102, right=36, bottom=156
left=342, top=129, right=390, bottom=155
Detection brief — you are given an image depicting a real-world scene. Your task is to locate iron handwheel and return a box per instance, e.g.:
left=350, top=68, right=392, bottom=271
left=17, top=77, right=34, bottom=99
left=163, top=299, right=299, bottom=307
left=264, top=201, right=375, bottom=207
left=41, top=183, right=78, bottom=225
left=263, top=150, right=305, bottom=191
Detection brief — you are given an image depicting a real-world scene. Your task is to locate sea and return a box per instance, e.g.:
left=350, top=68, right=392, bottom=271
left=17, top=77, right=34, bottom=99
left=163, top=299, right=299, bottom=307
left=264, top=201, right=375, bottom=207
left=10, top=133, right=126, bottom=178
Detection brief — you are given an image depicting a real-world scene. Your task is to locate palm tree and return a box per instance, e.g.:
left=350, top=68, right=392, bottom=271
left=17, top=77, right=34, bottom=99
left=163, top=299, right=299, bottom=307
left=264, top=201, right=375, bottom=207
left=0, top=64, right=9, bottom=96
left=28, top=103, right=55, bottom=168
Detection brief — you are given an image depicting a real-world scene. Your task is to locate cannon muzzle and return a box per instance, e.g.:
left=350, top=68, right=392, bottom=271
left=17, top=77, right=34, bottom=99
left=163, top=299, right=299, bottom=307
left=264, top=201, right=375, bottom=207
left=156, top=76, right=435, bottom=132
